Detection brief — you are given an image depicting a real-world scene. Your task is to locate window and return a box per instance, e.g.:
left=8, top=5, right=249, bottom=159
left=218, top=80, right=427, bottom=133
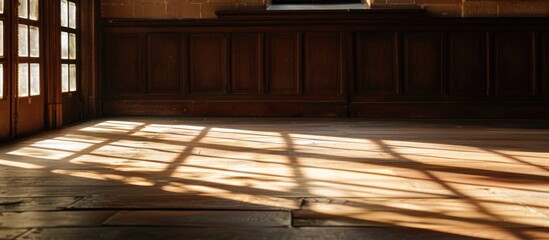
left=18, top=0, right=41, bottom=97
left=61, top=0, right=78, bottom=93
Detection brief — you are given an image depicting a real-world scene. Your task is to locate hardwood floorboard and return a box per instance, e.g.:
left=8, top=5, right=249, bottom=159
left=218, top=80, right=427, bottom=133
left=0, top=197, right=81, bottom=212
left=0, top=211, right=117, bottom=228
left=104, top=210, right=290, bottom=227
left=16, top=227, right=483, bottom=240
left=0, top=229, right=29, bottom=240
left=68, top=195, right=300, bottom=210
left=0, top=117, right=548, bottom=239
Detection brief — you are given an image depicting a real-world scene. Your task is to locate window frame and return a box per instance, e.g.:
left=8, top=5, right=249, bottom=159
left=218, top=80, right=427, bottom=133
left=0, top=0, right=6, bottom=99
left=60, top=0, right=80, bottom=94
left=17, top=0, right=43, bottom=98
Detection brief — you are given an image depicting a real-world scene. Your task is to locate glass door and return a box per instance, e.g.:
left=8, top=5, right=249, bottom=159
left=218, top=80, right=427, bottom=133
left=16, top=0, right=44, bottom=135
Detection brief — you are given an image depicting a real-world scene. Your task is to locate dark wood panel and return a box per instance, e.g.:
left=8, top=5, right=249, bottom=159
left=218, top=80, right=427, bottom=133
left=62, top=93, right=82, bottom=125
left=0, top=100, right=9, bottom=140
left=189, top=34, right=227, bottom=94
left=494, top=32, right=533, bottom=96
left=105, top=34, right=143, bottom=95
left=541, top=32, right=549, bottom=96
left=102, top=100, right=347, bottom=117
left=266, top=33, right=300, bottom=94
left=148, top=34, right=184, bottom=94
left=350, top=102, right=549, bottom=118
left=403, top=32, right=442, bottom=95
left=304, top=32, right=341, bottom=95
left=231, top=33, right=262, bottom=94
left=448, top=32, right=486, bottom=96
left=355, top=32, right=396, bottom=95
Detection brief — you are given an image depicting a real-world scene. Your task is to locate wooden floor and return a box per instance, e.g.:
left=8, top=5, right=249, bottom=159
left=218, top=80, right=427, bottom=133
left=1, top=118, right=548, bottom=240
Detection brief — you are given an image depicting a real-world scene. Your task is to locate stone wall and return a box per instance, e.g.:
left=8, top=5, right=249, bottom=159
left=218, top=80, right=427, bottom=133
left=101, top=0, right=549, bottom=19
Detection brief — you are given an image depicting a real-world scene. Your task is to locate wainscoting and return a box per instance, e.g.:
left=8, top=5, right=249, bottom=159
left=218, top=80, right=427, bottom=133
left=101, top=9, right=549, bottom=117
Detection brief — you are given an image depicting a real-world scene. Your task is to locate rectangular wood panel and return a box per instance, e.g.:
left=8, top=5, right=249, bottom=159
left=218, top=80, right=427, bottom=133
left=148, top=34, right=184, bottom=94
left=266, top=33, right=300, bottom=94
left=403, top=32, right=442, bottom=95
left=541, top=32, right=549, bottom=96
left=355, top=32, right=396, bottom=95
left=231, top=33, right=262, bottom=94
left=190, top=34, right=227, bottom=94
left=494, top=32, right=533, bottom=96
left=448, top=32, right=486, bottom=96
left=105, top=34, right=143, bottom=95
left=304, top=32, right=341, bottom=95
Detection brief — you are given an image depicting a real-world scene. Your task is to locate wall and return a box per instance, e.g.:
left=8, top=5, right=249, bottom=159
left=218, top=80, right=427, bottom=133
left=101, top=12, right=549, bottom=118
left=101, top=0, right=266, bottom=19
left=101, top=0, right=549, bottom=18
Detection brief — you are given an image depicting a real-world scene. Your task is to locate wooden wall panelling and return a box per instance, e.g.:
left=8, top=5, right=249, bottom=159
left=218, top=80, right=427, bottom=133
left=0, top=97, right=9, bottom=140
left=105, top=34, right=145, bottom=95
left=230, top=33, right=262, bottom=94
left=148, top=34, right=185, bottom=94
left=354, top=32, right=397, bottom=97
left=100, top=16, right=549, bottom=118
left=403, top=32, right=442, bottom=96
left=447, top=32, right=486, bottom=96
left=189, top=34, right=228, bottom=94
left=304, top=32, right=342, bottom=95
left=494, top=32, right=533, bottom=96
left=542, top=32, right=549, bottom=96
left=266, top=33, right=300, bottom=95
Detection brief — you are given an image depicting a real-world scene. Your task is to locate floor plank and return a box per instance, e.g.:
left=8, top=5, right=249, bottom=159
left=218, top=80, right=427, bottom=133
left=104, top=210, right=290, bottom=227
left=16, top=227, right=483, bottom=240
left=0, top=211, right=117, bottom=228
left=0, top=197, right=80, bottom=212
left=0, top=229, right=29, bottom=240
left=69, top=194, right=300, bottom=210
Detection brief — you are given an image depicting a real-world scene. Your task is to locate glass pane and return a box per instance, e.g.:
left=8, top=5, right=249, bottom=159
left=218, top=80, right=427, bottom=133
left=0, top=0, right=3, bottom=14
left=61, top=64, right=69, bottom=92
left=0, top=21, right=3, bottom=57
left=19, top=0, right=28, bottom=19
left=69, top=64, right=76, bottom=92
left=69, top=2, right=76, bottom=29
left=0, top=64, right=3, bottom=99
left=19, top=24, right=29, bottom=57
left=69, top=33, right=76, bottom=59
left=29, top=0, right=39, bottom=20
left=18, top=64, right=29, bottom=97
left=30, top=26, right=39, bottom=57
left=61, top=0, right=68, bottom=27
left=61, top=31, right=68, bottom=59
left=30, top=64, right=39, bottom=96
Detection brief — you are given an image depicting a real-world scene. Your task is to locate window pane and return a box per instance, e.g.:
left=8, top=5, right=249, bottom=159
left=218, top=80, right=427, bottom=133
left=62, top=64, right=69, bottom=92
left=69, top=64, right=76, bottom=92
left=18, top=64, right=29, bottom=97
left=0, top=64, right=3, bottom=99
left=30, top=64, right=40, bottom=96
left=19, top=0, right=28, bottom=19
left=30, top=26, right=39, bottom=57
left=29, top=0, right=39, bottom=20
left=0, top=21, right=3, bottom=57
left=19, top=24, right=29, bottom=57
left=61, top=31, right=68, bottom=59
left=69, top=33, right=76, bottom=59
left=61, top=0, right=68, bottom=27
left=0, top=0, right=3, bottom=14
left=69, top=2, right=76, bottom=29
